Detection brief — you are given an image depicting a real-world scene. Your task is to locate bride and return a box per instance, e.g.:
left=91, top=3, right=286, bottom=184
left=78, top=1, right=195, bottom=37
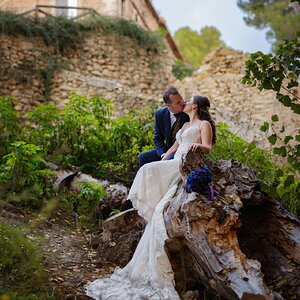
left=86, top=95, right=216, bottom=299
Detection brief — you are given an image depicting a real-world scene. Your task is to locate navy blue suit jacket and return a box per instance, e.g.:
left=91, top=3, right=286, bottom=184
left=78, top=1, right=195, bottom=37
left=154, top=107, right=189, bottom=157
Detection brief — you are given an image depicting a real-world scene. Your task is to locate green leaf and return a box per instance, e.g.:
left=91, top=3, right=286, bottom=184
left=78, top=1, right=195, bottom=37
left=273, top=146, right=287, bottom=157
left=287, top=80, right=299, bottom=89
left=275, top=168, right=284, bottom=177
left=271, top=114, right=279, bottom=122
left=109, top=209, right=121, bottom=216
left=284, top=135, right=293, bottom=144
left=260, top=182, right=278, bottom=197
left=284, top=175, right=294, bottom=188
left=268, top=134, right=277, bottom=145
left=277, top=94, right=292, bottom=107
left=296, top=134, right=300, bottom=142
left=261, top=80, right=273, bottom=90
left=291, top=103, right=300, bottom=114
left=260, top=122, right=269, bottom=132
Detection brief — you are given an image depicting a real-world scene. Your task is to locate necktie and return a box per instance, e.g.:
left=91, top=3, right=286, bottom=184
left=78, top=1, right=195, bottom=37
left=171, top=114, right=181, bottom=143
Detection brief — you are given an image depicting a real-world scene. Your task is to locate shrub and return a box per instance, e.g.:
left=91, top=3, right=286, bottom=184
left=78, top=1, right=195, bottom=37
left=0, top=96, right=20, bottom=156
left=24, top=103, right=60, bottom=154
left=241, top=34, right=300, bottom=215
left=0, top=142, right=54, bottom=207
left=209, top=123, right=300, bottom=216
left=172, top=60, right=194, bottom=80
left=208, top=123, right=277, bottom=182
left=61, top=181, right=106, bottom=227
left=23, top=93, right=112, bottom=168
left=0, top=222, right=48, bottom=297
left=98, top=106, right=154, bottom=185
left=57, top=93, right=112, bottom=166
left=0, top=11, right=81, bottom=53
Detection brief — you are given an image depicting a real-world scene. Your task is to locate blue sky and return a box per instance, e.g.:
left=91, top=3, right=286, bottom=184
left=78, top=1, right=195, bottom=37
left=152, top=0, right=271, bottom=54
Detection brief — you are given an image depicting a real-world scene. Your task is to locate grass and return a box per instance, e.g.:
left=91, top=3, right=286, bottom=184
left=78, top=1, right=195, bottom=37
left=0, top=222, right=51, bottom=299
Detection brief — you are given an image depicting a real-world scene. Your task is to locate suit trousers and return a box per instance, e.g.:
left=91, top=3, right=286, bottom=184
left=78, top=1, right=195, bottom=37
left=138, top=149, right=175, bottom=168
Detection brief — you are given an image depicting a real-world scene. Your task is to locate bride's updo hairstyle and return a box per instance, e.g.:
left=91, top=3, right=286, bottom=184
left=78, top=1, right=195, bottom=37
left=193, top=95, right=216, bottom=145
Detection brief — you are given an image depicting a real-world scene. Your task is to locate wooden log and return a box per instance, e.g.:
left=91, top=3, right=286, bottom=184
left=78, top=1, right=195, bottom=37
left=47, top=154, right=300, bottom=299
left=163, top=151, right=300, bottom=300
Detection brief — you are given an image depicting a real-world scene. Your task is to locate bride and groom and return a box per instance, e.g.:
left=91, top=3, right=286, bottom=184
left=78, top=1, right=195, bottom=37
left=86, top=87, right=216, bottom=299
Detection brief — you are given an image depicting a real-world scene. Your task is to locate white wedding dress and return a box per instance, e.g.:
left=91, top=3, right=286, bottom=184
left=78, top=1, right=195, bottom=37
left=86, top=126, right=200, bottom=300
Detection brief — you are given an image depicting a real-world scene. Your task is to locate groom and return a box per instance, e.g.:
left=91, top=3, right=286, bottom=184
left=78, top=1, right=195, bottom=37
left=139, top=87, right=189, bottom=167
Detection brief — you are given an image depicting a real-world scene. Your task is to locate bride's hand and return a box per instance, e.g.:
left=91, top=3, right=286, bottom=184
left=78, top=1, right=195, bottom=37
left=189, top=143, right=201, bottom=152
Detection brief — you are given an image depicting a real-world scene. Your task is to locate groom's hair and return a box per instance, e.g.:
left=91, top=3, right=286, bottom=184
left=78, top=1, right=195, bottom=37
left=163, top=87, right=179, bottom=103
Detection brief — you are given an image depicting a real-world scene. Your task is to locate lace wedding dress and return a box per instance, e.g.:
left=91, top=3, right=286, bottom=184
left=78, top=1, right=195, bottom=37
left=86, top=126, right=200, bottom=300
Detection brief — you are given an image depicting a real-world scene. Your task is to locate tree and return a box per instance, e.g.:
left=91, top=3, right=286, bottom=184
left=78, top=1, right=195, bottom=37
left=242, top=30, right=300, bottom=213
left=174, top=26, right=226, bottom=68
left=237, top=0, right=300, bottom=48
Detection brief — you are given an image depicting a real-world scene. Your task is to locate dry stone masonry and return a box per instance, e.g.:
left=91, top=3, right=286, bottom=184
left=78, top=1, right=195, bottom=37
left=175, top=47, right=300, bottom=148
left=0, top=33, right=298, bottom=149
left=0, top=32, right=175, bottom=116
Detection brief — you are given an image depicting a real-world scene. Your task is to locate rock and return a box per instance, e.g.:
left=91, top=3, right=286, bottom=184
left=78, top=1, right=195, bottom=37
left=95, top=208, right=146, bottom=267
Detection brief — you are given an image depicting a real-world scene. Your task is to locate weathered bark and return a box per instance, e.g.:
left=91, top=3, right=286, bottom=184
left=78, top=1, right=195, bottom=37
left=164, top=158, right=300, bottom=300
left=50, top=165, right=130, bottom=219
left=48, top=157, right=300, bottom=299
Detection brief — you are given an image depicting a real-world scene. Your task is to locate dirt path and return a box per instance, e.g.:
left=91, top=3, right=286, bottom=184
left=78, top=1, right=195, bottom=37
left=0, top=204, right=114, bottom=299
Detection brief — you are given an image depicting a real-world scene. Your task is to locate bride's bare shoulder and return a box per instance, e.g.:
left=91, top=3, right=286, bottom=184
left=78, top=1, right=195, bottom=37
left=199, top=120, right=212, bottom=129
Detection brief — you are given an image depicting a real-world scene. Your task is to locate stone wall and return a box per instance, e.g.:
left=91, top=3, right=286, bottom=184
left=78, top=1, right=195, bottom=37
left=0, top=33, right=175, bottom=116
left=0, top=0, right=57, bottom=15
left=0, top=0, right=157, bottom=30
left=0, top=1, right=180, bottom=60
left=1, top=32, right=298, bottom=150
left=175, top=47, right=300, bottom=148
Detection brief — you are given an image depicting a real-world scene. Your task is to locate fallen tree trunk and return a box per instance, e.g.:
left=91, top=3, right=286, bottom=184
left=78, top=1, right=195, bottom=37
left=164, top=158, right=300, bottom=300
left=48, top=157, right=300, bottom=299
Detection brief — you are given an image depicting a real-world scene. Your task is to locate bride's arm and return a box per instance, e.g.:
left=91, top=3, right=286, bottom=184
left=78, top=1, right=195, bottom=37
left=161, top=141, right=179, bottom=160
left=162, top=122, right=190, bottom=160
left=189, top=121, right=213, bottom=154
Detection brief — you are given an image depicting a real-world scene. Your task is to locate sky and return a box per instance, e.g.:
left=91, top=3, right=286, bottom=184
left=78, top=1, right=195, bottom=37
left=152, top=0, right=271, bottom=54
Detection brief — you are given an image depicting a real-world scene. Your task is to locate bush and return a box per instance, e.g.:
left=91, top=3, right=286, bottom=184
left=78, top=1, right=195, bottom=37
left=208, top=123, right=300, bottom=216
left=24, top=103, right=60, bottom=154
left=58, top=93, right=112, bottom=166
left=172, top=60, right=194, bottom=80
left=61, top=181, right=106, bottom=227
left=23, top=93, right=112, bottom=168
left=0, top=96, right=20, bottom=157
left=0, top=142, right=54, bottom=207
left=208, top=123, right=277, bottom=182
left=15, top=93, right=153, bottom=181
left=98, top=106, right=154, bottom=185
left=0, top=222, right=48, bottom=298
left=241, top=34, right=300, bottom=215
